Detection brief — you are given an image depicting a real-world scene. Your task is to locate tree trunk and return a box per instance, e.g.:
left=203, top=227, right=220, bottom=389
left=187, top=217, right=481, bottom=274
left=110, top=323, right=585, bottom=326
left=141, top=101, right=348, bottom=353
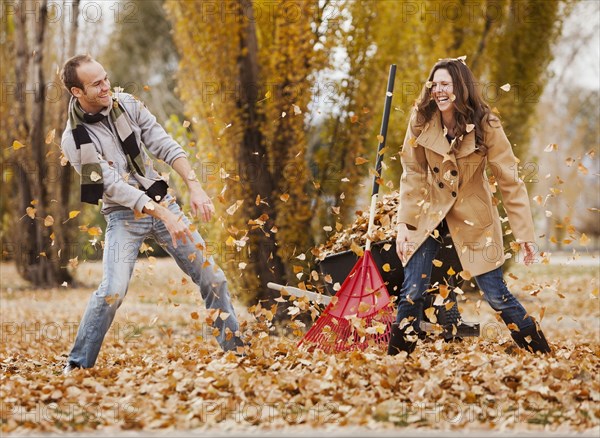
left=13, top=0, right=73, bottom=286
left=237, top=0, right=286, bottom=303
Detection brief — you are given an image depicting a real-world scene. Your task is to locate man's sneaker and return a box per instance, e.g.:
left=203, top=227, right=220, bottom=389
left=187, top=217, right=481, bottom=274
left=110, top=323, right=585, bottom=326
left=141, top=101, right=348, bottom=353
left=63, top=363, right=80, bottom=375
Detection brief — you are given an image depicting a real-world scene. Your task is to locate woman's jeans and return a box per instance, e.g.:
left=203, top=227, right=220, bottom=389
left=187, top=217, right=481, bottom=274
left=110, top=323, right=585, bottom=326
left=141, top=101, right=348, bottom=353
left=68, top=198, right=242, bottom=368
left=396, top=235, right=535, bottom=334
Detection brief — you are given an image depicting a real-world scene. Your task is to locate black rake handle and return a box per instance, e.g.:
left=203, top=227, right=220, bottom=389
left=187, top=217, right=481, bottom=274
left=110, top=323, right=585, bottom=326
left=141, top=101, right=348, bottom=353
left=372, top=64, right=397, bottom=197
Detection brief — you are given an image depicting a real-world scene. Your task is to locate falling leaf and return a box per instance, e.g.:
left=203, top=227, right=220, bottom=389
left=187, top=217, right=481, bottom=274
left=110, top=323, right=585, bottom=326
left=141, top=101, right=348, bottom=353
left=578, top=163, right=588, bottom=175
left=579, top=233, right=590, bottom=246
left=355, top=157, right=369, bottom=165
left=424, top=307, right=437, bottom=323
left=544, top=143, right=558, bottom=152
left=439, top=284, right=449, bottom=299
left=44, top=215, right=54, bottom=227
left=12, top=140, right=26, bottom=150
left=182, top=120, right=191, bottom=128
left=500, top=83, right=511, bottom=92
left=90, top=171, right=102, bottom=182
left=432, top=259, right=443, bottom=267
left=350, top=241, right=364, bottom=257
left=45, top=129, right=56, bottom=144
left=296, top=253, right=306, bottom=261
left=280, top=193, right=290, bottom=202
left=87, top=226, right=102, bottom=236
left=465, top=124, right=475, bottom=133
left=226, top=200, right=243, bottom=215
left=26, top=207, right=36, bottom=219
left=358, top=302, right=372, bottom=313
left=507, top=323, right=520, bottom=332
left=281, top=111, right=287, bottom=118
left=292, top=104, right=302, bottom=115
left=459, top=270, right=472, bottom=281
left=69, top=210, right=81, bottom=219
left=68, top=256, right=79, bottom=269
left=382, top=263, right=391, bottom=272
left=377, top=134, right=384, bottom=143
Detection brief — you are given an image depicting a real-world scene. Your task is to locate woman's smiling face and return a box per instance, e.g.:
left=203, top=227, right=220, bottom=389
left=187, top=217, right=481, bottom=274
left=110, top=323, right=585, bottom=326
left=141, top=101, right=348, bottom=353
left=431, top=68, right=454, bottom=114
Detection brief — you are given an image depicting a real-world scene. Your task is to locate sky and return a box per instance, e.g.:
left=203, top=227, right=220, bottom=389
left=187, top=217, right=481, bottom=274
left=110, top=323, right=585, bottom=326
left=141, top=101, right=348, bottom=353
left=546, top=0, right=600, bottom=93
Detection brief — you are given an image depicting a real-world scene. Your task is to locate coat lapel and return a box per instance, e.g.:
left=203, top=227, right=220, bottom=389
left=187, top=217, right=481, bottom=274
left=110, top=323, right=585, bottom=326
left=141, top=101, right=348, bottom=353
left=417, top=112, right=456, bottom=165
left=417, top=110, right=480, bottom=161
left=454, top=131, right=478, bottom=158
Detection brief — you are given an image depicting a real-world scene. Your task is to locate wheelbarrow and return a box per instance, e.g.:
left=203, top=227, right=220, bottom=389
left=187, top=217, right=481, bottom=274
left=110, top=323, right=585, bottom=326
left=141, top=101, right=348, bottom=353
left=269, top=233, right=480, bottom=340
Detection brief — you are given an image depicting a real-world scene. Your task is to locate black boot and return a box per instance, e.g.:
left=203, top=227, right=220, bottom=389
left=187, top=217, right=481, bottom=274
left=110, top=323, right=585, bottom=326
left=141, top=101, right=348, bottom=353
left=510, top=323, right=551, bottom=354
left=387, top=322, right=418, bottom=356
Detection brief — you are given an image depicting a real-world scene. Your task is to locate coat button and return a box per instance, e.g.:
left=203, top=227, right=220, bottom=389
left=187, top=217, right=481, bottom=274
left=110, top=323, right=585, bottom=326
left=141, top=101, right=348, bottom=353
left=451, top=170, right=458, bottom=176
left=433, top=167, right=439, bottom=173
left=438, top=182, right=444, bottom=188
left=451, top=191, right=457, bottom=197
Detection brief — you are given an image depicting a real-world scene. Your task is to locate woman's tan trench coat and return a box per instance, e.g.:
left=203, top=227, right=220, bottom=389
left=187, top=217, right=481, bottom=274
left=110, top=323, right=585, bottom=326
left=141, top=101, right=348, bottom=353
left=397, top=110, right=536, bottom=277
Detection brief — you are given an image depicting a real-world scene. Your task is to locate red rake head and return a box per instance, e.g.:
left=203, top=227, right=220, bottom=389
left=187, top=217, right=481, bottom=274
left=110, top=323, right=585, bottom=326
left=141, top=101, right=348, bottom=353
left=299, top=251, right=395, bottom=353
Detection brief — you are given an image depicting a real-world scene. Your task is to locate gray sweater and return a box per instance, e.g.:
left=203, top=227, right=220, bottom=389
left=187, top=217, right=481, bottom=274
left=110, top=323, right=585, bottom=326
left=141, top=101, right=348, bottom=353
left=61, top=93, right=187, bottom=214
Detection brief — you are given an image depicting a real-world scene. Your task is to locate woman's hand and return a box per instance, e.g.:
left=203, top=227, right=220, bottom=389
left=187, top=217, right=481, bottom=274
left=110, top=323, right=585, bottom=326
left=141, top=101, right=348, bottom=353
left=521, top=242, right=537, bottom=266
left=396, top=223, right=412, bottom=264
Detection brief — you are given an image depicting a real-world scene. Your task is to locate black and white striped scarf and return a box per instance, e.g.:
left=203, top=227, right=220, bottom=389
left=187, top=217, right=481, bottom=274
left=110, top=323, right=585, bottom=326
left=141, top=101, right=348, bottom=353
left=68, top=96, right=167, bottom=205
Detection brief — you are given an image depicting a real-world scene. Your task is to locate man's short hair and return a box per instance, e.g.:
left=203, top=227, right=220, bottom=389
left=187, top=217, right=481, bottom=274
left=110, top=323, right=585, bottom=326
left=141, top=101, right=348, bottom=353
left=61, top=54, right=94, bottom=95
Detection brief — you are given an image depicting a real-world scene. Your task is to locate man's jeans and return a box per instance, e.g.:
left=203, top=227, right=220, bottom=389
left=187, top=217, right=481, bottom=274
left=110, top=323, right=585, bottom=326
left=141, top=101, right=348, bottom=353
left=68, top=197, right=243, bottom=368
left=396, top=235, right=535, bottom=334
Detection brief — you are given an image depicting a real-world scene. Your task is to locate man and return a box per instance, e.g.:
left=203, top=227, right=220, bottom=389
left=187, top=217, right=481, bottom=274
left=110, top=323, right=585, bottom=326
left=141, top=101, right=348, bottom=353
left=60, top=54, right=245, bottom=374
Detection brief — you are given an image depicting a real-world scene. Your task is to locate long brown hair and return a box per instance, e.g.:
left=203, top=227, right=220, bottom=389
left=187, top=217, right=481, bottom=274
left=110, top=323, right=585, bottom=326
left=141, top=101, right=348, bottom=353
left=414, top=58, right=494, bottom=154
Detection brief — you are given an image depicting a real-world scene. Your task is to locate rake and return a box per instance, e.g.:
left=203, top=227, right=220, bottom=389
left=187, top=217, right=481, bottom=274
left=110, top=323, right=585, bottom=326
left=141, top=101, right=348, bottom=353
left=298, top=65, right=398, bottom=353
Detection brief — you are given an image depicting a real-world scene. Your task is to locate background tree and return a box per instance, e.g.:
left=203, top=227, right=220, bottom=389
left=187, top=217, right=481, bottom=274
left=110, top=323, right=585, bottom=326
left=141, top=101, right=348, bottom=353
left=102, top=0, right=182, bottom=123
left=1, top=0, right=81, bottom=286
left=164, top=0, right=572, bottom=305
left=165, top=0, right=339, bottom=306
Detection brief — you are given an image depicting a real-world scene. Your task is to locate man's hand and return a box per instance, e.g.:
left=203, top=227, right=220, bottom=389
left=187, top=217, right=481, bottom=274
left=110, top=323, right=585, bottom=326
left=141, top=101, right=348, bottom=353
left=171, top=157, right=214, bottom=223
left=143, top=201, right=193, bottom=248
left=521, top=241, right=536, bottom=266
left=189, top=186, right=215, bottom=223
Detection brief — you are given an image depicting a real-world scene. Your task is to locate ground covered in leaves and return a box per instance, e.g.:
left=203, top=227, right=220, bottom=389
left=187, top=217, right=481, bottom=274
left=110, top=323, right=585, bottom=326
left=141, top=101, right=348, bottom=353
left=1, top=255, right=599, bottom=436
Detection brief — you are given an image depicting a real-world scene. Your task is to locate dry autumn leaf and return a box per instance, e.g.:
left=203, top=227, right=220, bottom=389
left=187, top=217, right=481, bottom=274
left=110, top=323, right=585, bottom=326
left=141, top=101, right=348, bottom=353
left=12, top=140, right=26, bottom=150
left=45, top=129, right=56, bottom=144
left=500, top=83, right=511, bottom=92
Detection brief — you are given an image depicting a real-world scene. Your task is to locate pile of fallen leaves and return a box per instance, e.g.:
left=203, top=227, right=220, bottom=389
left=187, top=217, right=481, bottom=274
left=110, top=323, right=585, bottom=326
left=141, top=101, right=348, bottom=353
left=315, top=192, right=401, bottom=260
left=1, top=257, right=598, bottom=435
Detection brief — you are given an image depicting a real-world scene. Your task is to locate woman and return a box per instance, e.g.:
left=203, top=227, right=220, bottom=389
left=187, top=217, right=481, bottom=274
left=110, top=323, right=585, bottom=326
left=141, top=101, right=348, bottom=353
left=388, top=58, right=550, bottom=355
